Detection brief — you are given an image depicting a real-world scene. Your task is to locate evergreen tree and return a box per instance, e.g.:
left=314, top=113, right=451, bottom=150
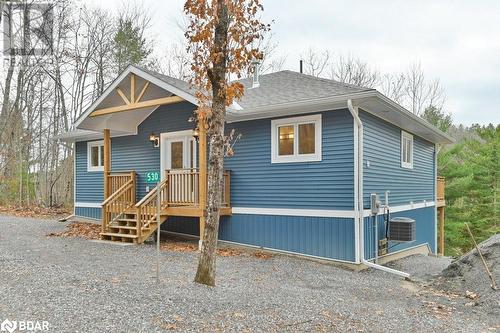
left=422, top=105, right=453, bottom=133
left=439, top=124, right=499, bottom=255
left=113, top=18, right=152, bottom=73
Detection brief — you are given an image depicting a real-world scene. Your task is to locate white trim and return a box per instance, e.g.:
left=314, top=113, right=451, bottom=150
left=232, top=207, right=356, bottom=218
left=87, top=140, right=105, bottom=172
left=231, top=201, right=435, bottom=219
left=271, top=114, right=322, bottom=163
left=401, top=130, right=414, bottom=169
left=160, top=130, right=197, bottom=179
left=75, top=202, right=102, bottom=208
left=362, top=201, right=435, bottom=217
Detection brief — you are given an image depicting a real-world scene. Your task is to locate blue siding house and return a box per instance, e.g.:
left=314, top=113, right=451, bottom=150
left=58, top=65, right=452, bottom=268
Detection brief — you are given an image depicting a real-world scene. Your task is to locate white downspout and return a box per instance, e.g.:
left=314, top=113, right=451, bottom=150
left=347, top=99, right=410, bottom=278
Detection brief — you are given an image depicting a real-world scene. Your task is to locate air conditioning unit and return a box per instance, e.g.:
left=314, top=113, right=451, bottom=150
left=388, top=217, right=416, bottom=242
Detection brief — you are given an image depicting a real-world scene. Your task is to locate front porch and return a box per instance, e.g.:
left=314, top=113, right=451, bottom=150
left=101, top=168, right=231, bottom=244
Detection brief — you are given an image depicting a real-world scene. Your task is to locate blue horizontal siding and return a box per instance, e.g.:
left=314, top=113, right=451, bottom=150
left=226, top=109, right=354, bottom=210
left=163, top=214, right=356, bottom=262
left=364, top=206, right=436, bottom=259
left=362, top=111, right=435, bottom=207
left=75, top=207, right=101, bottom=220
left=75, top=107, right=355, bottom=212
left=112, top=102, right=195, bottom=200
left=75, top=142, right=104, bottom=203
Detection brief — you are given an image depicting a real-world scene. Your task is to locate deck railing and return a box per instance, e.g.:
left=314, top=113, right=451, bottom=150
left=135, top=178, right=169, bottom=240
left=437, top=176, right=445, bottom=203
left=107, top=171, right=136, bottom=197
left=165, top=168, right=231, bottom=207
left=102, top=172, right=136, bottom=232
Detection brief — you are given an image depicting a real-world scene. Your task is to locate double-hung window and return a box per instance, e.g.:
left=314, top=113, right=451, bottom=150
left=271, top=114, right=322, bottom=163
left=401, top=131, right=413, bottom=169
left=87, top=140, right=105, bottom=172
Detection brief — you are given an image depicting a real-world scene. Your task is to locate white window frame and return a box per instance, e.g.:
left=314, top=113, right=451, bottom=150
left=87, top=140, right=104, bottom=172
left=401, top=131, right=414, bottom=169
left=271, top=114, right=322, bottom=164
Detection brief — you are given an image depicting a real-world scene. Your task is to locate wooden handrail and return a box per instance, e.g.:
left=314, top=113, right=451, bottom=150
left=107, top=171, right=136, bottom=198
left=135, top=179, right=169, bottom=238
left=102, top=179, right=134, bottom=206
left=101, top=171, right=136, bottom=234
left=135, top=178, right=168, bottom=207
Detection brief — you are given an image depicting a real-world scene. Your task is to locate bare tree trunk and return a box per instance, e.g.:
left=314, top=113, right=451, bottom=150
left=194, top=0, right=229, bottom=287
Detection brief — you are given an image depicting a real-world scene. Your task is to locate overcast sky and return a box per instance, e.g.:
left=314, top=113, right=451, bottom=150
left=87, top=0, right=500, bottom=125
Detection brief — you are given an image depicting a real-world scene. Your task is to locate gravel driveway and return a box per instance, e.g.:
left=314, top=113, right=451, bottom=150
left=0, top=215, right=496, bottom=332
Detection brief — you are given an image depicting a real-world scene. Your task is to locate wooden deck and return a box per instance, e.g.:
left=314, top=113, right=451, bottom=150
left=100, top=169, right=231, bottom=243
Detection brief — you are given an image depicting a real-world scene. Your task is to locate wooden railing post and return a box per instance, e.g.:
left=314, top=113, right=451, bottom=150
left=103, top=129, right=111, bottom=199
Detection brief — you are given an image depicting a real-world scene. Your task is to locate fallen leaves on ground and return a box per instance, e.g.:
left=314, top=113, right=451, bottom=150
left=0, top=205, right=70, bottom=219
left=159, top=239, right=273, bottom=259
left=251, top=250, right=274, bottom=259
left=160, top=241, right=198, bottom=252
left=217, top=247, right=243, bottom=257
left=47, top=222, right=101, bottom=240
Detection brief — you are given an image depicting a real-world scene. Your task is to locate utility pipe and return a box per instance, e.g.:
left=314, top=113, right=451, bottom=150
left=347, top=99, right=410, bottom=278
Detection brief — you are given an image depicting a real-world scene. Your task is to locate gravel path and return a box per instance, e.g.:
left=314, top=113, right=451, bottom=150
left=0, top=215, right=496, bottom=332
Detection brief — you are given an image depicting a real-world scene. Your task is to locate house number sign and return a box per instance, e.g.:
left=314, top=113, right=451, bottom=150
left=145, top=171, right=160, bottom=183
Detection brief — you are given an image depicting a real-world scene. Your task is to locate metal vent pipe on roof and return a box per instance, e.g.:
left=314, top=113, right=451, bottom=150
left=251, top=60, right=260, bottom=88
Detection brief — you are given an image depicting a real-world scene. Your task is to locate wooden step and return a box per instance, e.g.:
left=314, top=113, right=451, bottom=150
left=100, top=232, right=138, bottom=239
left=116, top=218, right=137, bottom=223
left=109, top=225, right=137, bottom=230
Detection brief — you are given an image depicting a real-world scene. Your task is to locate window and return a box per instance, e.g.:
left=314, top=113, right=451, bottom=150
left=401, top=131, right=413, bottom=169
left=271, top=114, right=322, bottom=163
left=87, top=140, right=105, bottom=172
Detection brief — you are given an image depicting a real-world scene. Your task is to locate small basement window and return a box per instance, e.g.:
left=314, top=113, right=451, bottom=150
left=271, top=114, right=322, bottom=163
left=401, top=131, right=413, bottom=169
left=87, top=140, right=105, bottom=172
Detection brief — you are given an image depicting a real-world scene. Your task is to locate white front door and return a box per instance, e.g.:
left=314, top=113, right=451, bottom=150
left=160, top=130, right=197, bottom=179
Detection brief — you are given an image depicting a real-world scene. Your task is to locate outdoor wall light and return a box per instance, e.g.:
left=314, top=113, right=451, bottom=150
left=149, top=133, right=159, bottom=147
left=192, top=127, right=200, bottom=142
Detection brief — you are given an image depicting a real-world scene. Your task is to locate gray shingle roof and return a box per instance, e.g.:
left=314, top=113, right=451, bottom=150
left=235, top=70, right=374, bottom=109
left=138, top=66, right=373, bottom=110
left=139, top=67, right=195, bottom=97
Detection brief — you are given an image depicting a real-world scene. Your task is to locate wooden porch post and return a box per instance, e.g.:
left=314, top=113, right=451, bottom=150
left=103, top=129, right=111, bottom=199
left=198, top=115, right=207, bottom=249
left=438, top=207, right=445, bottom=255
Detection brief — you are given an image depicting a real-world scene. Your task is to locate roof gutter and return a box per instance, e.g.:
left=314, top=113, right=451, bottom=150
left=347, top=99, right=410, bottom=279
left=227, top=91, right=376, bottom=122
left=374, top=92, right=454, bottom=144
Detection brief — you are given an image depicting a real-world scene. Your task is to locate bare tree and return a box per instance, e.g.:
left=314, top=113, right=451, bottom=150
left=329, top=54, right=380, bottom=88
left=379, top=73, right=406, bottom=105
left=300, top=48, right=330, bottom=77
left=403, top=63, right=445, bottom=115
